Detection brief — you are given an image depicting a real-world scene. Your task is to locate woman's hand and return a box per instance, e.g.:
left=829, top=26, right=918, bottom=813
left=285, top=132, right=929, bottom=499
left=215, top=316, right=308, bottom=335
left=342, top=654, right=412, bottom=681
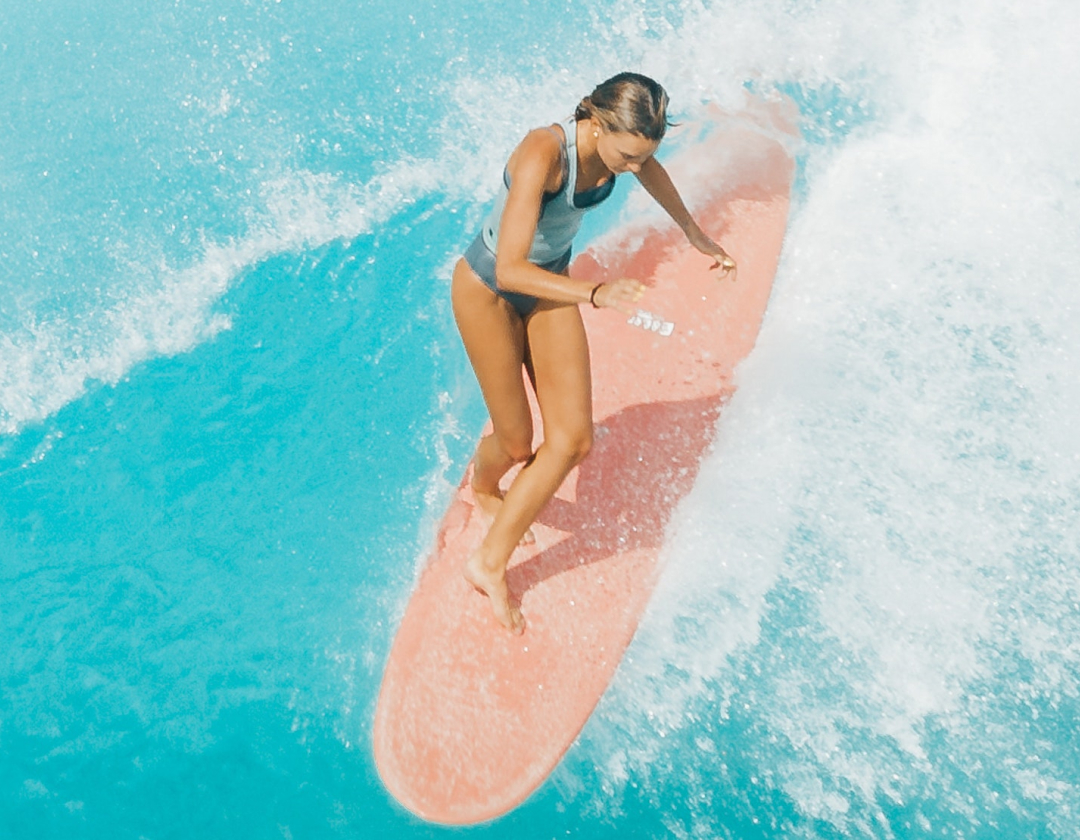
left=591, top=278, right=646, bottom=315
left=688, top=228, right=737, bottom=282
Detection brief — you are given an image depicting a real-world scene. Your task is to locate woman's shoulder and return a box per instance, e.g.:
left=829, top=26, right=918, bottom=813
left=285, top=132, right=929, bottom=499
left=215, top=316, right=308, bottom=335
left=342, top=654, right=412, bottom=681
left=507, top=125, right=565, bottom=187
left=513, top=124, right=564, bottom=162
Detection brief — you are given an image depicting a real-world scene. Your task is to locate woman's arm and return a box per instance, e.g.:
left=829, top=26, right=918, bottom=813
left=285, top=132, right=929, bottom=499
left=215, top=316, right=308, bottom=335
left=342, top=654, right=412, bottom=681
left=635, top=156, right=737, bottom=280
left=494, top=130, right=645, bottom=312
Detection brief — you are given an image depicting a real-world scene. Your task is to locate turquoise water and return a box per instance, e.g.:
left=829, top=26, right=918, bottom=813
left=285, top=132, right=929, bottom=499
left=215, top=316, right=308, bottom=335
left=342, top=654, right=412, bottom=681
left=4, top=0, right=1080, bottom=837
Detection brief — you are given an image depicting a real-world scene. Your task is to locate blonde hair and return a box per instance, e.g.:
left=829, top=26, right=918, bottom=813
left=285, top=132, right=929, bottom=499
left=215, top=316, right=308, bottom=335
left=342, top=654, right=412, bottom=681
left=574, top=72, right=671, bottom=141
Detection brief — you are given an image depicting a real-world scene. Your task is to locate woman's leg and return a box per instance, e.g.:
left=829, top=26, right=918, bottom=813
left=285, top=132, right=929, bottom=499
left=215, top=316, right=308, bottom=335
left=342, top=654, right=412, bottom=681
left=465, top=298, right=594, bottom=634
left=451, top=258, right=535, bottom=490
left=452, top=258, right=538, bottom=631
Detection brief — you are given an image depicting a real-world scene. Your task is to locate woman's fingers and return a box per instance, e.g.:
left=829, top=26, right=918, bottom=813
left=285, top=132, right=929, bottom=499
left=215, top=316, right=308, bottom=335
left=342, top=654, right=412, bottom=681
left=691, top=228, right=738, bottom=282
left=593, top=279, right=646, bottom=314
left=709, top=254, right=737, bottom=282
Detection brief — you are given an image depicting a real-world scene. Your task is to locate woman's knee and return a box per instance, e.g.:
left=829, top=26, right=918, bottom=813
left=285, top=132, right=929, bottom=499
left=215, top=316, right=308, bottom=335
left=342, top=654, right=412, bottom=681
left=545, top=425, right=593, bottom=467
left=495, top=432, right=534, bottom=465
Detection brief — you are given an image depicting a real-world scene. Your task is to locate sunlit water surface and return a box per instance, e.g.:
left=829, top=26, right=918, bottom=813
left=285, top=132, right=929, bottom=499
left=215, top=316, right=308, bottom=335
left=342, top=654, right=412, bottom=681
left=2, top=0, right=1079, bottom=837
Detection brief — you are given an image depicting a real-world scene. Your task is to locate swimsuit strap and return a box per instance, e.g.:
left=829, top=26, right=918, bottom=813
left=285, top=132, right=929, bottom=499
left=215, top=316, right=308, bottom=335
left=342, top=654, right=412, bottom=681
left=561, top=116, right=579, bottom=207
left=536, top=122, right=572, bottom=200
left=540, top=124, right=567, bottom=180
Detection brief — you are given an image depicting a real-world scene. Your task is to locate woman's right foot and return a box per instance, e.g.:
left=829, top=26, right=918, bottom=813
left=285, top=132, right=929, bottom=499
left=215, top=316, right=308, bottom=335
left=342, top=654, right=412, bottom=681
left=464, top=552, right=525, bottom=635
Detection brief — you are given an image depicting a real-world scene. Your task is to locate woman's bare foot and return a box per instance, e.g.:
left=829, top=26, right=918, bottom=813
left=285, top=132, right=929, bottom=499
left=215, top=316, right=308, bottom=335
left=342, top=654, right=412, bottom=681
left=464, top=552, right=525, bottom=635
left=471, top=482, right=535, bottom=546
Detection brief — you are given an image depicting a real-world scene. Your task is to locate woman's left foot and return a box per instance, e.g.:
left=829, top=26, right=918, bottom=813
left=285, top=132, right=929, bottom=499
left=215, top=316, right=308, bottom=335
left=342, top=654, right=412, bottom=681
left=464, top=552, right=526, bottom=635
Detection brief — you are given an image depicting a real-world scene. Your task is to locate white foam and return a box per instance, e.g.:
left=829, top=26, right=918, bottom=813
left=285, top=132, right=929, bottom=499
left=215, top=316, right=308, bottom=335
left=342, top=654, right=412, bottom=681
left=554, top=0, right=1080, bottom=831
left=0, top=161, right=450, bottom=436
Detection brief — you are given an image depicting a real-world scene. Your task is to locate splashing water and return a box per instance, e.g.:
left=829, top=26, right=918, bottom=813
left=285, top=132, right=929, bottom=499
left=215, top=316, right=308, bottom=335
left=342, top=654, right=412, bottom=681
left=2, top=0, right=1079, bottom=837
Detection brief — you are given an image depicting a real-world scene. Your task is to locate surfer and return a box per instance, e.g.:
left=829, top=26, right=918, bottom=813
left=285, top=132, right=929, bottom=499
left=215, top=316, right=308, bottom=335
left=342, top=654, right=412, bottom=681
left=453, top=72, right=736, bottom=633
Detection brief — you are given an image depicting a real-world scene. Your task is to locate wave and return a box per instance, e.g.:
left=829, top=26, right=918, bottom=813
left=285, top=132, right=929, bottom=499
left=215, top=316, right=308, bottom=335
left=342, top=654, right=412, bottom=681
left=557, top=0, right=1080, bottom=835
left=5, top=1, right=1080, bottom=830
left=0, top=159, right=455, bottom=435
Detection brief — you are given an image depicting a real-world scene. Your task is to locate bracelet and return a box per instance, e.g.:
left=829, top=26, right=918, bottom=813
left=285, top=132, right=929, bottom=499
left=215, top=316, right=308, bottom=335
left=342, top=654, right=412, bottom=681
left=589, top=283, right=603, bottom=308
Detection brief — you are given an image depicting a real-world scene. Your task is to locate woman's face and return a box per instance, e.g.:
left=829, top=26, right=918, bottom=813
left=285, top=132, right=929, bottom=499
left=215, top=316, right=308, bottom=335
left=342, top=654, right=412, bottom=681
left=595, top=126, right=660, bottom=175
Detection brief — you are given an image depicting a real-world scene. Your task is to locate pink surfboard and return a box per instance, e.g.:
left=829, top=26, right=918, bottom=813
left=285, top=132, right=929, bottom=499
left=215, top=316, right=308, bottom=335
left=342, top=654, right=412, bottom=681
left=374, top=103, right=796, bottom=825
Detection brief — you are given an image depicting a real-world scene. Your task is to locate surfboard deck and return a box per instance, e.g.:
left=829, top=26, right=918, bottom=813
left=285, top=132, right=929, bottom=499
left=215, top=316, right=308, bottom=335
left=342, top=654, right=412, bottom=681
left=373, top=103, right=796, bottom=825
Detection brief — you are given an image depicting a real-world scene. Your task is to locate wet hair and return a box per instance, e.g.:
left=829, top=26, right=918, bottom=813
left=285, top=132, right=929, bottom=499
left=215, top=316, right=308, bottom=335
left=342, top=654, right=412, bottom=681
left=574, top=72, right=671, bottom=141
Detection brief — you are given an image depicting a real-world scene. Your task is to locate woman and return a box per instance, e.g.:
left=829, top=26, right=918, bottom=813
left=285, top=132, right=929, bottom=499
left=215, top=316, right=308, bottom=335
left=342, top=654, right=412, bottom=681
left=452, top=72, right=736, bottom=634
